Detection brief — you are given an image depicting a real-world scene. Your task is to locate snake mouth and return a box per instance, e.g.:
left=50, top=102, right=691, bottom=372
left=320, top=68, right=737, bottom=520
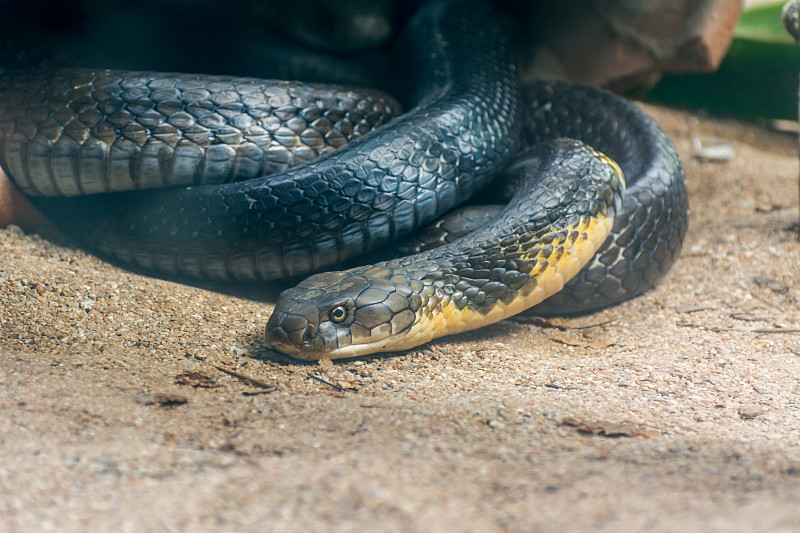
left=265, top=326, right=319, bottom=360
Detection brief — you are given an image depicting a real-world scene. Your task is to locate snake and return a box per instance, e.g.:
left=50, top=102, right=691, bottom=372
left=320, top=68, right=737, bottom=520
left=0, top=0, right=687, bottom=359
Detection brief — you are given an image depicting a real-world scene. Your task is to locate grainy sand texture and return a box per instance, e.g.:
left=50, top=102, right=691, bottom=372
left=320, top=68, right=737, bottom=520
left=2, top=104, right=800, bottom=532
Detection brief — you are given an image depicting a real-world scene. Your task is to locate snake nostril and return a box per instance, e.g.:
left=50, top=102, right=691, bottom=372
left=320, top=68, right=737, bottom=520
left=302, top=324, right=317, bottom=345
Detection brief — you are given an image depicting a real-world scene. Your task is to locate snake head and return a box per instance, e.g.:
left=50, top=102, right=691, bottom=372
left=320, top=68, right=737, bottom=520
left=266, top=271, right=419, bottom=360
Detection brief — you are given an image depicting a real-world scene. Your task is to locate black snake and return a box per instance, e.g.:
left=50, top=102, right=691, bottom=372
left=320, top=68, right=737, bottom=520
left=0, top=0, right=688, bottom=358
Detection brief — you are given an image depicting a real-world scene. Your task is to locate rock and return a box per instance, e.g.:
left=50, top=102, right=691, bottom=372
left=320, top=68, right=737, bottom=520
left=514, top=0, right=744, bottom=88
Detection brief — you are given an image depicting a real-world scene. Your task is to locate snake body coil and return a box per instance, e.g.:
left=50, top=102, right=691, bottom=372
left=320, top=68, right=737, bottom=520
left=0, top=0, right=688, bottom=358
left=3, top=0, right=521, bottom=281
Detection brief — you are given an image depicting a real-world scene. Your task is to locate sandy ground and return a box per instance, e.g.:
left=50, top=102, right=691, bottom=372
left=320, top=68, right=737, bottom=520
left=1, top=104, right=800, bottom=532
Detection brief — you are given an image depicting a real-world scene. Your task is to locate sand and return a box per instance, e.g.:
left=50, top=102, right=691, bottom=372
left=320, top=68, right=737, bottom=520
left=2, top=104, right=800, bottom=532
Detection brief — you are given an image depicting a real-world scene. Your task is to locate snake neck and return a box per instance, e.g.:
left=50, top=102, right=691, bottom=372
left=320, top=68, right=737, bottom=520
left=358, top=215, right=616, bottom=353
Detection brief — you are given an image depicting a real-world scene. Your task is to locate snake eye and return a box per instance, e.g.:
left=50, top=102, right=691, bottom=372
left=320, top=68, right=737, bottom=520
left=329, top=305, right=347, bottom=323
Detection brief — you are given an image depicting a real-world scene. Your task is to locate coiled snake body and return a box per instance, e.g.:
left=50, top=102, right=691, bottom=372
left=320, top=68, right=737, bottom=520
left=0, top=0, right=687, bottom=358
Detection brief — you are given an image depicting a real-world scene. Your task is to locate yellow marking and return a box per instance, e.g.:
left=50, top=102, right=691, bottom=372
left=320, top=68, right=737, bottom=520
left=373, top=214, right=615, bottom=353
left=598, top=152, right=625, bottom=188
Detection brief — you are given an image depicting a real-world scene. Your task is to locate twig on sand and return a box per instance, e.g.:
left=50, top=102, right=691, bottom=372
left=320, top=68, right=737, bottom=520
left=209, top=364, right=278, bottom=391
left=511, top=315, right=615, bottom=330
left=307, top=372, right=347, bottom=392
